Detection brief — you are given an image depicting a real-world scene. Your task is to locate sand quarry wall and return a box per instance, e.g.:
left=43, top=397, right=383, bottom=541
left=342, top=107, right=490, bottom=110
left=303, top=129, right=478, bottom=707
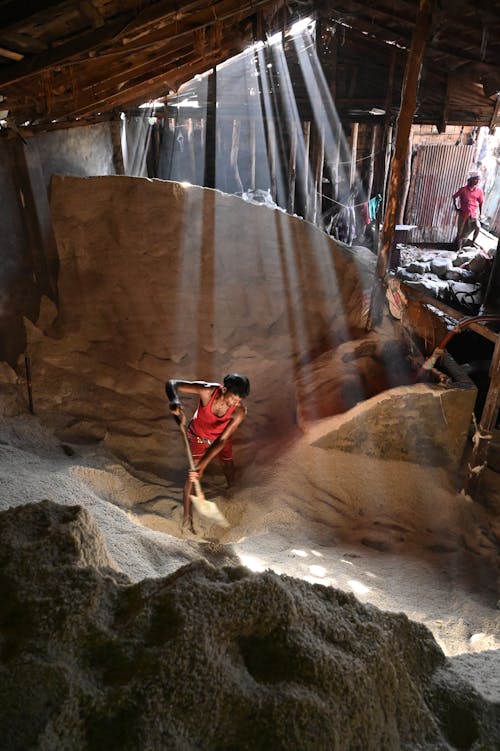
left=22, top=175, right=373, bottom=473
left=20, top=175, right=474, bottom=476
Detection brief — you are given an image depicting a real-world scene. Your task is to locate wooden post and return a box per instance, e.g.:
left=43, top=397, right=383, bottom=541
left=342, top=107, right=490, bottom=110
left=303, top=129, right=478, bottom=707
left=153, top=119, right=161, bottom=177
left=328, top=32, right=340, bottom=205
left=250, top=119, right=256, bottom=191
left=110, top=114, right=125, bottom=175
left=332, top=118, right=341, bottom=202
left=381, top=124, right=393, bottom=217
left=287, top=121, right=297, bottom=215
left=481, top=237, right=500, bottom=314
left=397, top=128, right=413, bottom=224
left=303, top=120, right=311, bottom=219
left=350, top=121, right=359, bottom=188
left=230, top=118, right=243, bottom=193
left=314, top=122, right=325, bottom=226
left=204, top=66, right=217, bottom=188
left=188, top=117, right=196, bottom=183
left=366, top=124, right=378, bottom=199
left=489, top=93, right=500, bottom=134
left=199, top=117, right=205, bottom=185
left=269, top=120, right=277, bottom=202
left=438, top=73, right=451, bottom=134
left=368, top=0, right=436, bottom=328
left=380, top=46, right=397, bottom=214
left=463, top=331, right=500, bottom=499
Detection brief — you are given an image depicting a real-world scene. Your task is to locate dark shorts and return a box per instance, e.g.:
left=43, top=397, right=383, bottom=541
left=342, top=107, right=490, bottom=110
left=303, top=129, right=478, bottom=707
left=458, top=215, right=479, bottom=239
left=188, top=431, right=233, bottom=462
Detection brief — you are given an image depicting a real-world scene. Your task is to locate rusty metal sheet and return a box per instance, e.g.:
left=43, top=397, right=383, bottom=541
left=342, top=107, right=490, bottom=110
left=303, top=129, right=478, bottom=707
left=404, top=144, right=476, bottom=244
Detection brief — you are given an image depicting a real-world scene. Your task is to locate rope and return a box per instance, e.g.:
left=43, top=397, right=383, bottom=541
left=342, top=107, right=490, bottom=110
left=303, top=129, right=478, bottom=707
left=321, top=193, right=368, bottom=209
left=335, top=148, right=385, bottom=166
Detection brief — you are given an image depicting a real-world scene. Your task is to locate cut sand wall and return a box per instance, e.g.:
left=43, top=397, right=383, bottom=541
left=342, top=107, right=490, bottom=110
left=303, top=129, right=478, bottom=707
left=19, top=175, right=474, bottom=477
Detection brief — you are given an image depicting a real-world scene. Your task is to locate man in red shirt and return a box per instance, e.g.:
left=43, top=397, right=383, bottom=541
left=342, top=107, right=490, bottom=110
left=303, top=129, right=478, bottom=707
left=452, top=174, right=484, bottom=250
left=166, top=374, right=250, bottom=529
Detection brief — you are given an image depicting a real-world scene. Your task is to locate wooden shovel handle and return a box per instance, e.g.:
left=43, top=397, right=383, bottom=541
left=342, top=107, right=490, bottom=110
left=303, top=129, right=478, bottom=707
left=178, top=423, right=206, bottom=500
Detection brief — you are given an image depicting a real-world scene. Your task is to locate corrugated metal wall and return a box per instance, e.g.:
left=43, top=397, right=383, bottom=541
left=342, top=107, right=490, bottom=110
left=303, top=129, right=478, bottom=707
left=404, top=144, right=476, bottom=244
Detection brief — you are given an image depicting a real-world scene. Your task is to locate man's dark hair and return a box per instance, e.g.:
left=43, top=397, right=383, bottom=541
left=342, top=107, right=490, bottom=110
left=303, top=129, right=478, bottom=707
left=223, top=373, right=250, bottom=398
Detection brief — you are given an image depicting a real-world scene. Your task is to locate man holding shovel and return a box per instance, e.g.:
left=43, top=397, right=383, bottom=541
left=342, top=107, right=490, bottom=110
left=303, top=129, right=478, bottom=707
left=166, top=374, right=250, bottom=531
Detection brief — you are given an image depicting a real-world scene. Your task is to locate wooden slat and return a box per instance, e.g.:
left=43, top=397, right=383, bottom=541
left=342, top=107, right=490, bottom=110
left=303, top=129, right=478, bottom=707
left=0, top=45, right=23, bottom=61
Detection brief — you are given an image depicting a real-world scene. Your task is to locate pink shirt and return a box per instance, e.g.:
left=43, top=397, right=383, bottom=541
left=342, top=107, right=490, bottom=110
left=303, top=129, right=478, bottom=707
left=453, top=185, right=484, bottom=218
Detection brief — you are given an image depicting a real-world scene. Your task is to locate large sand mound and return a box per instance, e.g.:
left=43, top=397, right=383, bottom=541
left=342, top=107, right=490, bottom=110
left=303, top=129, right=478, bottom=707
left=1, top=499, right=498, bottom=751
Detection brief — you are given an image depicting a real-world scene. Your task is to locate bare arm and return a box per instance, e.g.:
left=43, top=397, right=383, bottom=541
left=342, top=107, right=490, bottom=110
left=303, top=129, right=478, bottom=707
left=166, top=379, right=219, bottom=411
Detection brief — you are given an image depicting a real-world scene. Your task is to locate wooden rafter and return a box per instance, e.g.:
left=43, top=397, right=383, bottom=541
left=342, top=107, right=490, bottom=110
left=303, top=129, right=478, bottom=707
left=0, top=0, right=69, bottom=29
left=0, top=0, right=498, bottom=128
left=0, top=13, right=137, bottom=88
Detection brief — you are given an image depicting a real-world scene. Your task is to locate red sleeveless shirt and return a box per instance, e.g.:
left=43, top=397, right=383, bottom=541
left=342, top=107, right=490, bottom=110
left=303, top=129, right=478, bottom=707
left=189, top=386, right=236, bottom=442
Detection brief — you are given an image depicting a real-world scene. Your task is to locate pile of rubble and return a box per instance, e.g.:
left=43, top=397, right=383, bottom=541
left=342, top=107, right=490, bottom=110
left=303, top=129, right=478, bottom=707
left=394, top=243, right=494, bottom=313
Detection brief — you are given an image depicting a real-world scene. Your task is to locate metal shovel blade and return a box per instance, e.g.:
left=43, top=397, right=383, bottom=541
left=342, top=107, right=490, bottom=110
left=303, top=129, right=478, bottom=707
left=190, top=494, right=229, bottom=527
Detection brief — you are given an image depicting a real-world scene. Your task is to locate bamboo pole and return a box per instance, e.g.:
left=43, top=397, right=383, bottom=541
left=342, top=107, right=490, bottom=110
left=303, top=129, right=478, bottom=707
left=188, top=117, right=196, bottom=183
left=203, top=66, right=217, bottom=188
left=380, top=46, right=397, bottom=215
left=332, top=118, right=341, bottom=202
left=328, top=32, right=339, bottom=205
left=350, top=122, right=359, bottom=188
left=110, top=114, right=125, bottom=175
left=269, top=120, right=277, bottom=202
left=303, top=120, right=311, bottom=220
left=381, top=124, right=393, bottom=218
left=368, top=0, right=436, bottom=328
left=250, top=119, right=256, bottom=191
left=230, top=118, right=243, bottom=193
left=287, top=121, right=297, bottom=215
left=314, top=122, right=325, bottom=226
left=366, top=124, right=378, bottom=199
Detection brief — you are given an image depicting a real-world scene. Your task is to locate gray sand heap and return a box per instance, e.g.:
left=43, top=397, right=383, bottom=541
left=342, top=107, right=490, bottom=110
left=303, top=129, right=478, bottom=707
left=1, top=500, right=498, bottom=751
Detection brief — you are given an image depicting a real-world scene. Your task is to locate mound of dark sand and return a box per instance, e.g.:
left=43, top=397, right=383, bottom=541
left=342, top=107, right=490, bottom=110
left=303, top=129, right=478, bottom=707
left=0, top=500, right=498, bottom=751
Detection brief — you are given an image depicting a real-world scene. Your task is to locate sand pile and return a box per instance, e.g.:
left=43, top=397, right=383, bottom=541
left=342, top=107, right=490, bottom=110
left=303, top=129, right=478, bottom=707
left=1, top=176, right=499, bottom=735
left=1, top=499, right=498, bottom=751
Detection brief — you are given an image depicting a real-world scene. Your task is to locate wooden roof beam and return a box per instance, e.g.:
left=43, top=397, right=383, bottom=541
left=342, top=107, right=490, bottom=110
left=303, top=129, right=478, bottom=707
left=78, top=1, right=105, bottom=29
left=0, top=0, right=278, bottom=90
left=0, top=0, right=69, bottom=29
left=44, top=51, right=202, bottom=121
left=113, top=0, right=280, bottom=52
left=0, top=13, right=137, bottom=89
left=0, top=31, right=48, bottom=54
left=79, top=40, right=196, bottom=95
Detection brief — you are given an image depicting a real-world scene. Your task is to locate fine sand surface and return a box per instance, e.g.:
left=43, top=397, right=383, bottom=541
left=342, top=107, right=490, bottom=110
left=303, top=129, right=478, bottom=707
left=1, top=407, right=499, bottom=703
